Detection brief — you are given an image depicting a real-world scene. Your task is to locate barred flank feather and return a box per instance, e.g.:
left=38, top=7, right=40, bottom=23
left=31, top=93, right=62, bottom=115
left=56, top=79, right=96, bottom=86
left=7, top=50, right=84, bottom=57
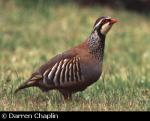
left=42, top=57, right=82, bottom=87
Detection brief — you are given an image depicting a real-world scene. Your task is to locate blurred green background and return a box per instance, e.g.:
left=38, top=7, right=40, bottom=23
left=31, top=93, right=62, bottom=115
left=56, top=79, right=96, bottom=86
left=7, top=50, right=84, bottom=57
left=0, top=0, right=150, bottom=111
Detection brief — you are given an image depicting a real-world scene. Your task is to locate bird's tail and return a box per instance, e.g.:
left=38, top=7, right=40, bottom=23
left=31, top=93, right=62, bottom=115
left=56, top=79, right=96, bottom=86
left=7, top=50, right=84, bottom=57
left=14, top=79, right=34, bottom=94
left=14, top=74, right=42, bottom=94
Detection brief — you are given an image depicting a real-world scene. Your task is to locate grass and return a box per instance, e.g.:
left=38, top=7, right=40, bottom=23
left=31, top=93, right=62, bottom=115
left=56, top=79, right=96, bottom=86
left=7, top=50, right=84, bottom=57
left=0, top=2, right=150, bottom=111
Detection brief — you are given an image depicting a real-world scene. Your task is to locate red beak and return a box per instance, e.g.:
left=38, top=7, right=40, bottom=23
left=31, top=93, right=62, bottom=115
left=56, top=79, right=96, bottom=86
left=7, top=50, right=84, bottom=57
left=110, top=18, right=118, bottom=24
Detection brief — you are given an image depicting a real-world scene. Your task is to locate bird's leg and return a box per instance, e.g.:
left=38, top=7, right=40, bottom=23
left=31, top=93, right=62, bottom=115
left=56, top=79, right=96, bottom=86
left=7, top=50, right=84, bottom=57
left=59, top=90, right=72, bottom=101
left=63, top=93, right=72, bottom=101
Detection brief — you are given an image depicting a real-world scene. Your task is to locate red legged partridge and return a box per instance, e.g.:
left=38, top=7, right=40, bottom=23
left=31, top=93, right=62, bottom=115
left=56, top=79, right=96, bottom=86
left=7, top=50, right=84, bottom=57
left=15, top=16, right=117, bottom=100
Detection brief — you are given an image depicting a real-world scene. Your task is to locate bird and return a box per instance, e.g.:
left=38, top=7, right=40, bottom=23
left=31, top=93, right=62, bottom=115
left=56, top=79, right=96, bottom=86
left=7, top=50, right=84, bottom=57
left=15, top=16, right=117, bottom=100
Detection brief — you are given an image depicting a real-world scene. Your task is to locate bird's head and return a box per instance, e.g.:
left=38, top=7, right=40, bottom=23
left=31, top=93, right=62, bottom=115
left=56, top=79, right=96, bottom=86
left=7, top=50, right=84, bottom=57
left=93, top=16, right=118, bottom=35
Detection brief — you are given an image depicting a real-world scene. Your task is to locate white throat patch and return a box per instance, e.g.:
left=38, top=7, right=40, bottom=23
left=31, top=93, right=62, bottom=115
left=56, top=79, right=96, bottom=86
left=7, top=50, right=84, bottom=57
left=100, top=22, right=112, bottom=35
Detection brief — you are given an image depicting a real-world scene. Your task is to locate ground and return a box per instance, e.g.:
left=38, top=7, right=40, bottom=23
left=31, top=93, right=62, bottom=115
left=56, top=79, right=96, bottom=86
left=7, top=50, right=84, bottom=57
left=0, top=2, right=150, bottom=111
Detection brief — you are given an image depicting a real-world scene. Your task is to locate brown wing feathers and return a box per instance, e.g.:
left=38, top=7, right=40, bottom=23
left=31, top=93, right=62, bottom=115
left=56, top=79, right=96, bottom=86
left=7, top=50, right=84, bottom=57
left=15, top=55, right=83, bottom=93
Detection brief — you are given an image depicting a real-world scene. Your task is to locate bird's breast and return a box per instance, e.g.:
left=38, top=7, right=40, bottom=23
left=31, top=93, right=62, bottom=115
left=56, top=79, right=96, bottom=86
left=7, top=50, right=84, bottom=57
left=80, top=57, right=102, bottom=84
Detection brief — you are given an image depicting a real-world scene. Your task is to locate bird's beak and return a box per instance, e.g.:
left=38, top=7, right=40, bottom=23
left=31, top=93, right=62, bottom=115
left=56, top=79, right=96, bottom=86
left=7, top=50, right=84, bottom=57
left=110, top=18, right=118, bottom=24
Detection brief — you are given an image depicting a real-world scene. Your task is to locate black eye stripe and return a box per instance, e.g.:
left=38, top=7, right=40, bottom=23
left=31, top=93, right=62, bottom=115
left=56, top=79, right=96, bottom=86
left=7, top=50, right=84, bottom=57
left=102, top=19, right=110, bottom=24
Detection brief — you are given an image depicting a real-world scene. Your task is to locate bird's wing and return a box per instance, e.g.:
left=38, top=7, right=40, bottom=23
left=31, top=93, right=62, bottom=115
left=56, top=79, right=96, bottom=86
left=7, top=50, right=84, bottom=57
left=27, top=49, right=81, bottom=88
left=15, top=45, right=85, bottom=94
left=15, top=50, right=77, bottom=93
left=38, top=49, right=84, bottom=88
left=14, top=49, right=78, bottom=93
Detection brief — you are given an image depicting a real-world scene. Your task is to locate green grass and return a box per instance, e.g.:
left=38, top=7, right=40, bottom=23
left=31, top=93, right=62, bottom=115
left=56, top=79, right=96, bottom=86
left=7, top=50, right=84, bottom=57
left=0, top=2, right=150, bottom=111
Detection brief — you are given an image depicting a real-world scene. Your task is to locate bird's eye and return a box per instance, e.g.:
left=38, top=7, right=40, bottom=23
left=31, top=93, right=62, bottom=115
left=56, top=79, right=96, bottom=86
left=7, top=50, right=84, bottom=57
left=103, top=19, right=110, bottom=24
